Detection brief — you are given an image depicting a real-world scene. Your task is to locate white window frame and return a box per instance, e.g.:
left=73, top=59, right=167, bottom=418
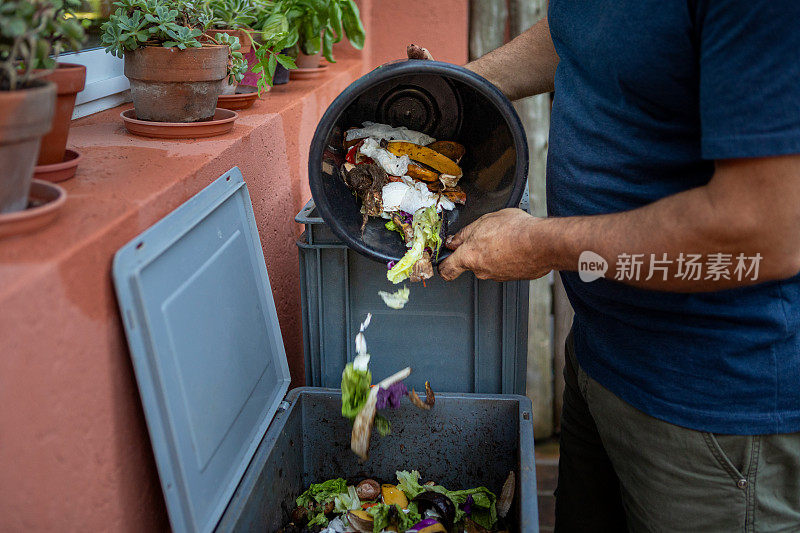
left=61, top=47, right=130, bottom=118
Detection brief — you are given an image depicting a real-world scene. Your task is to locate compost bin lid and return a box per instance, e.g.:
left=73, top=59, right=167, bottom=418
left=112, top=167, right=291, bottom=533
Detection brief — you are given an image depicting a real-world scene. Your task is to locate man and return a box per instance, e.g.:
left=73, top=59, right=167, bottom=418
left=432, top=2, right=800, bottom=531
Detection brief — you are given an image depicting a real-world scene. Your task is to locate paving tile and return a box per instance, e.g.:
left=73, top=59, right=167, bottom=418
left=538, top=494, right=556, bottom=528
left=536, top=461, right=559, bottom=493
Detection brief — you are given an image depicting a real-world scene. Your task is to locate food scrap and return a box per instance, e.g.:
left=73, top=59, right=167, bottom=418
left=339, top=121, right=467, bottom=284
left=279, top=470, right=513, bottom=533
left=378, top=286, right=410, bottom=309
left=341, top=314, right=436, bottom=461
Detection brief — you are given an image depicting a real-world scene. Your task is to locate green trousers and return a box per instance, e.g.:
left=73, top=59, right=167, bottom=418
left=555, top=333, right=800, bottom=533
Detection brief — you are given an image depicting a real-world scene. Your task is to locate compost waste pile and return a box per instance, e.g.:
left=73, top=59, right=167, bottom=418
left=279, top=469, right=516, bottom=533
left=339, top=122, right=467, bottom=285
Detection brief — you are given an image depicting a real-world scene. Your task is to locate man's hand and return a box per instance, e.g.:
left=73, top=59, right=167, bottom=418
left=439, top=208, right=554, bottom=281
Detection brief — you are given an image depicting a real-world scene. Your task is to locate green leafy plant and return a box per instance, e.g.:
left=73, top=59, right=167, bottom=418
left=0, top=0, right=86, bottom=91
left=100, top=0, right=247, bottom=85
left=205, top=0, right=257, bottom=30
left=255, top=0, right=365, bottom=64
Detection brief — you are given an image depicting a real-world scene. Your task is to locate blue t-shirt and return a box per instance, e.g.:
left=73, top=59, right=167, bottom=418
left=546, top=0, right=800, bottom=434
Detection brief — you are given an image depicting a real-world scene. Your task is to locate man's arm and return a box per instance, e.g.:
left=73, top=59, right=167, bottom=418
left=465, top=17, right=559, bottom=101
left=439, top=155, right=800, bottom=291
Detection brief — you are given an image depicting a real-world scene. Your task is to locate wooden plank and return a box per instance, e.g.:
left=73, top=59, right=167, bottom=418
left=509, top=0, right=554, bottom=439
left=552, top=273, right=574, bottom=432
left=468, top=0, right=507, bottom=60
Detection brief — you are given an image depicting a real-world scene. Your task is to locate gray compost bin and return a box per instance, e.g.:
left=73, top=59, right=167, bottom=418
left=113, top=168, right=538, bottom=533
left=297, top=199, right=529, bottom=395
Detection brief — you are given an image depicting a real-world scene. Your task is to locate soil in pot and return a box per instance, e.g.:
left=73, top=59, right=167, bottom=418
left=124, top=46, right=228, bottom=123
left=35, top=63, right=87, bottom=166
left=0, top=81, right=56, bottom=214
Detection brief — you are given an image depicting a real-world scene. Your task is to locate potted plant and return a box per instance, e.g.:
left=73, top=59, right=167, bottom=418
left=262, top=0, right=365, bottom=70
left=203, top=0, right=257, bottom=94
left=100, top=0, right=248, bottom=123
left=0, top=0, right=85, bottom=213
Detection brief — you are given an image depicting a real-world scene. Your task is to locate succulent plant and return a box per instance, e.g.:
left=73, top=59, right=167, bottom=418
left=0, top=0, right=86, bottom=91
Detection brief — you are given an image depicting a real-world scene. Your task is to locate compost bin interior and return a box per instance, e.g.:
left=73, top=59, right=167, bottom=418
left=218, top=389, right=530, bottom=532
left=310, top=61, right=528, bottom=265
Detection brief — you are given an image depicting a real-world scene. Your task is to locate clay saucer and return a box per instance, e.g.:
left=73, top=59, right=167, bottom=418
left=217, top=85, right=259, bottom=111
left=121, top=108, right=238, bottom=139
left=34, top=149, right=82, bottom=183
left=289, top=63, right=329, bottom=80
left=0, top=180, right=67, bottom=238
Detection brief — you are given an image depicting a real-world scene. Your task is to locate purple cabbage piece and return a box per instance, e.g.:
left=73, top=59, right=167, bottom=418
left=460, top=495, right=474, bottom=515
left=410, top=518, right=440, bottom=531
left=387, top=260, right=397, bottom=269
left=376, top=382, right=408, bottom=410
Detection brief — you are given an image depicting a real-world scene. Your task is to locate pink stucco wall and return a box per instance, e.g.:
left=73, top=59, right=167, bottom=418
left=0, top=1, right=467, bottom=530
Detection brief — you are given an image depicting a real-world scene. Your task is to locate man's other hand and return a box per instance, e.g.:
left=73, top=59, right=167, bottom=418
left=439, top=208, right=553, bottom=282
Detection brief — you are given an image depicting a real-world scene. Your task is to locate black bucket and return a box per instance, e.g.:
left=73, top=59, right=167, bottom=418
left=308, top=60, right=529, bottom=264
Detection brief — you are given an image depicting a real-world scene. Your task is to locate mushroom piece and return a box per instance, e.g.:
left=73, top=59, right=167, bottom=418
left=411, top=491, right=456, bottom=532
left=347, top=509, right=375, bottom=533
left=409, top=381, right=436, bottom=411
left=410, top=252, right=434, bottom=283
left=356, top=479, right=381, bottom=501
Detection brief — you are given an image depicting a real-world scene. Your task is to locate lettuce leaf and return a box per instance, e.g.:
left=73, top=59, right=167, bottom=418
left=367, top=503, right=422, bottom=533
left=387, top=225, right=425, bottom=284
left=385, top=219, right=405, bottom=237
left=296, top=478, right=348, bottom=507
left=395, top=470, right=447, bottom=499
left=375, top=413, right=391, bottom=436
left=413, top=205, right=442, bottom=260
left=447, top=487, right=498, bottom=529
left=341, top=362, right=371, bottom=420
left=386, top=206, right=444, bottom=284
left=334, top=486, right=361, bottom=513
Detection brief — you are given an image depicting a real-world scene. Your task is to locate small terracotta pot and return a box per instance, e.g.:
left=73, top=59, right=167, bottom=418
left=0, top=81, right=56, bottom=213
left=35, top=63, right=86, bottom=166
left=124, top=46, right=228, bottom=123
left=204, top=28, right=252, bottom=53
left=295, top=50, right=322, bottom=69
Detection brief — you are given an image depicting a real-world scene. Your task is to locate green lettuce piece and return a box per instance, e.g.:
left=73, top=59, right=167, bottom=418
left=296, top=478, right=348, bottom=507
left=413, top=205, right=443, bottom=259
left=395, top=470, right=447, bottom=499
left=367, top=503, right=422, bottom=533
left=387, top=226, right=425, bottom=284
left=447, top=487, right=498, bottom=529
left=341, top=363, right=371, bottom=419
left=387, top=206, right=444, bottom=284
left=375, top=413, right=391, bottom=436
left=334, top=486, right=361, bottom=513
left=385, top=219, right=405, bottom=238
left=307, top=512, right=329, bottom=527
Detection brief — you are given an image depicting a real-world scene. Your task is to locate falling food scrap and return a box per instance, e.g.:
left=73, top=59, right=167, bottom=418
left=378, top=285, right=410, bottom=309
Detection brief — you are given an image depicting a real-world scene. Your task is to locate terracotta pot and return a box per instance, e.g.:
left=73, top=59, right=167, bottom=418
left=124, top=46, right=228, bottom=123
left=35, top=63, right=86, bottom=165
left=0, top=81, right=56, bottom=213
left=295, top=50, right=322, bottom=69
left=204, top=28, right=252, bottom=53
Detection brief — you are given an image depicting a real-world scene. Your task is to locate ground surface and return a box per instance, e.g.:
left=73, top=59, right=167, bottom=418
left=535, top=438, right=559, bottom=532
